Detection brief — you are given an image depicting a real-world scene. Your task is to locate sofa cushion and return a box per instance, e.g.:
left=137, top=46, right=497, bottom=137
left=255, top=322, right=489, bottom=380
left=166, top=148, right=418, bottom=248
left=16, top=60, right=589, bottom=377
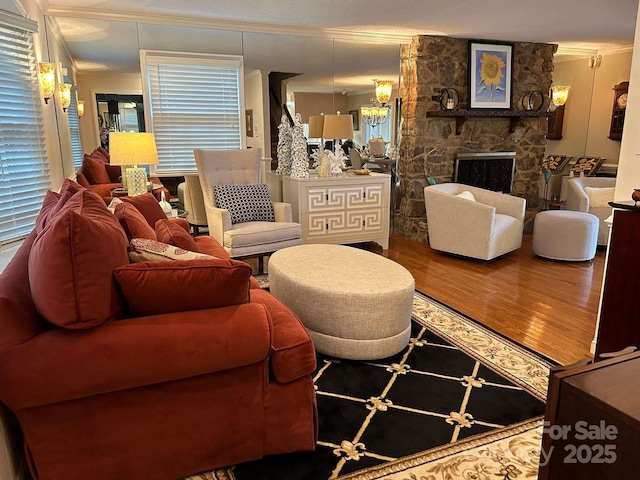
left=114, top=202, right=157, bottom=241
left=214, top=184, right=275, bottom=224
left=105, top=164, right=122, bottom=183
left=82, top=155, right=112, bottom=184
left=120, top=193, right=166, bottom=229
left=36, top=180, right=86, bottom=233
left=128, top=238, right=215, bottom=263
left=455, top=190, right=476, bottom=202
left=114, top=258, right=252, bottom=316
left=28, top=189, right=129, bottom=329
left=155, top=219, right=199, bottom=251
left=584, top=186, right=615, bottom=208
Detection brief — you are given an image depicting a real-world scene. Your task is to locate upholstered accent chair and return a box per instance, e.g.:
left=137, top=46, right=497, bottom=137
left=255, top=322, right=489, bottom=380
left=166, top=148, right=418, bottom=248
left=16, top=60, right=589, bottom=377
left=194, top=148, right=302, bottom=263
left=566, top=176, right=616, bottom=246
left=178, top=175, right=209, bottom=235
left=423, top=183, right=526, bottom=260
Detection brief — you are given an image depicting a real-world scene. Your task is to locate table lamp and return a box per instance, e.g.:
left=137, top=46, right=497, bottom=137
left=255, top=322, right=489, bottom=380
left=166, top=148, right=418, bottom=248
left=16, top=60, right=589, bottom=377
left=109, top=132, right=159, bottom=197
left=322, top=112, right=353, bottom=154
left=308, top=114, right=325, bottom=147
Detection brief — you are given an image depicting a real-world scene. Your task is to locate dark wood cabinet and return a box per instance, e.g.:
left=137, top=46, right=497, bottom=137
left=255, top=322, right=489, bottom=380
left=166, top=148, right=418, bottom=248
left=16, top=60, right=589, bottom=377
left=595, top=206, right=640, bottom=358
left=539, top=352, right=640, bottom=480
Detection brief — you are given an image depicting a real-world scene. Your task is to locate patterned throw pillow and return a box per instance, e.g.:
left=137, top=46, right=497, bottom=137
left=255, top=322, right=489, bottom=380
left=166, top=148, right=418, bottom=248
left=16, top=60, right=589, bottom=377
left=214, top=184, right=275, bottom=224
left=129, top=238, right=216, bottom=263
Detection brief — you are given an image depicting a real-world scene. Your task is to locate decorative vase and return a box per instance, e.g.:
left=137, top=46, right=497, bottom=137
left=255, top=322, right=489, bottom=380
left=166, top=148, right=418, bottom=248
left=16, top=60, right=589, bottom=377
left=159, top=191, right=172, bottom=215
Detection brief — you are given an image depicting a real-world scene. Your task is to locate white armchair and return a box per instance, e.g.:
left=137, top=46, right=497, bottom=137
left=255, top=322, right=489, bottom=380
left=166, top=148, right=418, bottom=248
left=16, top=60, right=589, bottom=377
left=423, top=183, right=526, bottom=260
left=193, top=148, right=302, bottom=262
left=566, top=176, right=616, bottom=246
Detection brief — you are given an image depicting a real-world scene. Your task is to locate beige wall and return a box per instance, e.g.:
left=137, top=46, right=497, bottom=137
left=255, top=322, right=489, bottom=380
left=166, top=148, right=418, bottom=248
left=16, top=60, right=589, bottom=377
left=585, top=51, right=633, bottom=162
left=615, top=7, right=640, bottom=201
left=76, top=72, right=143, bottom=151
left=244, top=69, right=267, bottom=154
left=546, top=50, right=632, bottom=164
left=292, top=92, right=348, bottom=123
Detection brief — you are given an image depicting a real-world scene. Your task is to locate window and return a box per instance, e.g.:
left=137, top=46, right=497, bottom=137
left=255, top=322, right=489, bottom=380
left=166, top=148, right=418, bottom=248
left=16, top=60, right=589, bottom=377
left=0, top=13, right=50, bottom=244
left=141, top=51, right=244, bottom=175
left=68, top=87, right=83, bottom=169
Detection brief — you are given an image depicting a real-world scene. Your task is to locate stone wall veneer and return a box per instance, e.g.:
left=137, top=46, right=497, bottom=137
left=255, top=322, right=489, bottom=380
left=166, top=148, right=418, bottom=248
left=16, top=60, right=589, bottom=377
left=396, top=35, right=557, bottom=241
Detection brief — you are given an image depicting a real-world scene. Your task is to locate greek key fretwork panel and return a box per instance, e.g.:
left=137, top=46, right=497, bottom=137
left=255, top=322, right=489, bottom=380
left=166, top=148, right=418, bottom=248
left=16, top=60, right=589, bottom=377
left=307, top=184, right=383, bottom=212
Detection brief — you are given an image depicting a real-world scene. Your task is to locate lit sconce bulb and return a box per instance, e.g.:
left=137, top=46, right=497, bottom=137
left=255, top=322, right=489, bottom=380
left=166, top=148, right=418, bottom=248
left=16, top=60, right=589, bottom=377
left=550, top=86, right=570, bottom=107
left=39, top=62, right=56, bottom=104
left=77, top=100, right=85, bottom=117
left=59, top=83, right=72, bottom=112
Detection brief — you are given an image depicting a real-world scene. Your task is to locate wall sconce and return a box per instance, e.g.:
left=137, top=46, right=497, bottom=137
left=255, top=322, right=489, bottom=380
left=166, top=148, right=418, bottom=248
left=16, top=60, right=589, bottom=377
left=374, top=79, right=393, bottom=105
left=77, top=100, right=85, bottom=117
left=551, top=86, right=570, bottom=107
left=59, top=83, right=72, bottom=112
left=38, top=62, right=56, bottom=104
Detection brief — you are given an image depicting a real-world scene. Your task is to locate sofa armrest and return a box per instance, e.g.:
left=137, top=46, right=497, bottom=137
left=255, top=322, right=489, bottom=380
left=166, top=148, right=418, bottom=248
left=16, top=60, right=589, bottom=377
left=272, top=202, right=293, bottom=222
left=194, top=235, right=230, bottom=258
left=566, top=178, right=590, bottom=212
left=204, top=206, right=232, bottom=246
left=0, top=303, right=271, bottom=410
left=471, top=188, right=525, bottom=221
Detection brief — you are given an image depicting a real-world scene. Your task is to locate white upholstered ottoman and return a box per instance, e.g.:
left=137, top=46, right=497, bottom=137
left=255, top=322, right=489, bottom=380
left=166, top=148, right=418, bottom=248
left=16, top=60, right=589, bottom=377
left=268, top=244, right=415, bottom=360
left=532, top=210, right=599, bottom=261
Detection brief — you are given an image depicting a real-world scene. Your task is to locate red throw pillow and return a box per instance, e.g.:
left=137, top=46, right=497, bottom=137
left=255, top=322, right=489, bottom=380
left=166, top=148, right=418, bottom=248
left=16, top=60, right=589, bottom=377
left=114, top=202, right=157, bottom=241
left=113, top=259, right=252, bottom=317
left=155, top=219, right=198, bottom=251
left=105, top=164, right=121, bottom=183
left=29, top=189, right=129, bottom=329
left=82, top=155, right=111, bottom=184
left=35, top=180, right=86, bottom=233
left=120, top=193, right=166, bottom=229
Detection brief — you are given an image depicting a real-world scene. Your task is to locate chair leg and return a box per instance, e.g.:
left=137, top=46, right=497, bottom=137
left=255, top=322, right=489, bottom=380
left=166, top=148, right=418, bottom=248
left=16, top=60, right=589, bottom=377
left=258, top=256, right=264, bottom=274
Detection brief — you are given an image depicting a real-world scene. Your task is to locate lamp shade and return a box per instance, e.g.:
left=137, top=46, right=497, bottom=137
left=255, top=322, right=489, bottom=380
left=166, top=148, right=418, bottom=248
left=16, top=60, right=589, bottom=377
left=551, top=86, right=570, bottom=106
left=308, top=114, right=325, bottom=138
left=109, top=132, right=159, bottom=166
left=39, top=62, right=56, bottom=104
left=59, top=83, right=72, bottom=112
left=322, top=113, right=353, bottom=139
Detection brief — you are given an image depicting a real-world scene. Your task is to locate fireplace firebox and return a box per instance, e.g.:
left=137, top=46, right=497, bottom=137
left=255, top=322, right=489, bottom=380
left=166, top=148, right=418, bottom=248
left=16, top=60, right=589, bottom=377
left=454, top=152, right=517, bottom=194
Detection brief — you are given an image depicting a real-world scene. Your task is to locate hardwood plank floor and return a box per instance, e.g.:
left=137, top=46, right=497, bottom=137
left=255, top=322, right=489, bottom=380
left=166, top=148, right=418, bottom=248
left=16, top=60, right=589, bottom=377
left=374, top=234, right=605, bottom=366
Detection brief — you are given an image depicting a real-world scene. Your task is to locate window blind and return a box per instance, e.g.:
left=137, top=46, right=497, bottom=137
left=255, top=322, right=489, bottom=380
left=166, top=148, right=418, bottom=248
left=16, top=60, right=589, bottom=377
left=68, top=87, right=84, bottom=169
left=141, top=52, right=244, bottom=175
left=0, top=16, right=50, bottom=245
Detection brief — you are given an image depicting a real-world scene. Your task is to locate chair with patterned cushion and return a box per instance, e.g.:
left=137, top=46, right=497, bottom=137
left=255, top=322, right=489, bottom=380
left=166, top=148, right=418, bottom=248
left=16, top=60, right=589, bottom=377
left=193, top=148, right=302, bottom=269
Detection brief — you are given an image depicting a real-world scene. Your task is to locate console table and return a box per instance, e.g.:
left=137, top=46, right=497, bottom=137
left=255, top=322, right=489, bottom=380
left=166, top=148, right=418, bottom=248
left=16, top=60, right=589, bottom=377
left=282, top=173, right=390, bottom=249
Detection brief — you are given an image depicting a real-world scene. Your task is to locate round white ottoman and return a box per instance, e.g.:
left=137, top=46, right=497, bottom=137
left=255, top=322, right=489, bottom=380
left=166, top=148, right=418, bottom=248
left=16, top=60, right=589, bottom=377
left=532, top=210, right=598, bottom=261
left=268, top=244, right=415, bottom=360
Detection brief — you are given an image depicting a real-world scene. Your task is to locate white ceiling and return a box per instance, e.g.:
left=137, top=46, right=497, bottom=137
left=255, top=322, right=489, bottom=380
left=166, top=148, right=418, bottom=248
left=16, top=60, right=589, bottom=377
left=43, top=0, right=639, bottom=93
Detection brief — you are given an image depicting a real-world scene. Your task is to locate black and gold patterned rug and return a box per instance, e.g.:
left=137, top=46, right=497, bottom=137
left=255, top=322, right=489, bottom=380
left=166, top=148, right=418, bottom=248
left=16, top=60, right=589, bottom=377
left=188, top=292, right=553, bottom=480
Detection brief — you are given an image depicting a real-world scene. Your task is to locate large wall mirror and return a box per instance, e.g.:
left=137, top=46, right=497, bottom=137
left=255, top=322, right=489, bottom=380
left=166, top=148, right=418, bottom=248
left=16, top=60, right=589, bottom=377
left=45, top=15, right=405, bottom=168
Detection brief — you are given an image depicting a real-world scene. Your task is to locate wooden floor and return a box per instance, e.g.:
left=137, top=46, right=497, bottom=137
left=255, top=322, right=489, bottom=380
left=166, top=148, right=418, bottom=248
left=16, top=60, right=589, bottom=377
left=371, top=234, right=605, bottom=366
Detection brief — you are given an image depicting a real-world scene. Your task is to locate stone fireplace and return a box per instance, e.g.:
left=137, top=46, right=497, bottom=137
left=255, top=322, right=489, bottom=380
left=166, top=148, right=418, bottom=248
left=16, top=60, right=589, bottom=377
left=395, top=35, right=557, bottom=241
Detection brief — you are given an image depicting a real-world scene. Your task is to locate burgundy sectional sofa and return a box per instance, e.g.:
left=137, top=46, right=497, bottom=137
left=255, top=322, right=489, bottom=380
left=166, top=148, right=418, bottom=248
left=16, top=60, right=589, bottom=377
left=0, top=180, right=317, bottom=480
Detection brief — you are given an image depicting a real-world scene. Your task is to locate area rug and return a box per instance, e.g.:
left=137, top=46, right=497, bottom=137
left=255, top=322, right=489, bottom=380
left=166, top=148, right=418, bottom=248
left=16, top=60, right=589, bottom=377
left=186, top=291, right=553, bottom=480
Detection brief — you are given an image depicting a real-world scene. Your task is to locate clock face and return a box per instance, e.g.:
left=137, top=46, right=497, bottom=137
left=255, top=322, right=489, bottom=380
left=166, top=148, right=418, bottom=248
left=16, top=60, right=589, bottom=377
left=617, top=92, right=628, bottom=109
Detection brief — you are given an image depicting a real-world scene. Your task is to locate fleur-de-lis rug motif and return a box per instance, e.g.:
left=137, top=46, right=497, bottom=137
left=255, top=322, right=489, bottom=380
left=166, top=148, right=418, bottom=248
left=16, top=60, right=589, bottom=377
left=191, top=292, right=553, bottom=480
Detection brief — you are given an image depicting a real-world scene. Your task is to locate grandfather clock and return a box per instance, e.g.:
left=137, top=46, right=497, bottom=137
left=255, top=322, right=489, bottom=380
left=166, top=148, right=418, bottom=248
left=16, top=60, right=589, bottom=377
left=608, top=81, right=629, bottom=140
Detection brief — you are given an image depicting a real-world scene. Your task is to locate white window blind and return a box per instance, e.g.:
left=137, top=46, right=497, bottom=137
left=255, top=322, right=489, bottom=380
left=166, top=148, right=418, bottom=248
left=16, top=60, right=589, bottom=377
left=0, top=14, right=50, bottom=245
left=68, top=88, right=83, bottom=169
left=141, top=51, right=244, bottom=175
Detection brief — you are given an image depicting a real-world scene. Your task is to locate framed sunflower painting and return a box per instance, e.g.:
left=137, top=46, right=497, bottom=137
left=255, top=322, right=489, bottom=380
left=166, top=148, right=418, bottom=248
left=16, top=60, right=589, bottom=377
left=468, top=41, right=513, bottom=110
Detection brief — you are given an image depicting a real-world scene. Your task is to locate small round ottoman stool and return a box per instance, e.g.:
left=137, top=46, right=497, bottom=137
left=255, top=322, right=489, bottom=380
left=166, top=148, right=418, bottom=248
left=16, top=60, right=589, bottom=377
left=532, top=210, right=599, bottom=261
left=268, top=244, right=415, bottom=360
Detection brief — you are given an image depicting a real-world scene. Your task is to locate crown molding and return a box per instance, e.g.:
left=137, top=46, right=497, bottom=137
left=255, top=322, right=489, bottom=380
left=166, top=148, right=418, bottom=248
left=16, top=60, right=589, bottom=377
left=45, top=15, right=78, bottom=75
left=599, top=44, right=634, bottom=56
left=44, top=5, right=414, bottom=44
